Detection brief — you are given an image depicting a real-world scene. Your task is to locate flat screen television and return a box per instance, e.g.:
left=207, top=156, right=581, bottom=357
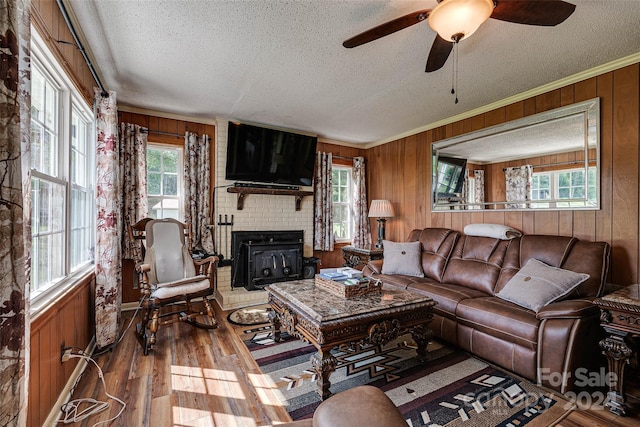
left=225, top=122, right=317, bottom=186
left=435, top=156, right=467, bottom=200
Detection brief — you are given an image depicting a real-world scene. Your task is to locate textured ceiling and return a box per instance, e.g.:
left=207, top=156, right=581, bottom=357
left=66, top=0, right=640, bottom=144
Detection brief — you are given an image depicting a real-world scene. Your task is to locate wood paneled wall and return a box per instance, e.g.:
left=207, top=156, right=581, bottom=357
left=31, top=0, right=97, bottom=105
left=118, top=111, right=216, bottom=303
left=366, top=64, right=640, bottom=286
left=312, top=141, right=366, bottom=269
left=28, top=276, right=94, bottom=427
left=483, top=148, right=595, bottom=204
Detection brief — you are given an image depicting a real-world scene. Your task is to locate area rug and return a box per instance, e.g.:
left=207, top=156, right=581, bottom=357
left=227, top=305, right=271, bottom=326
left=242, top=329, right=574, bottom=426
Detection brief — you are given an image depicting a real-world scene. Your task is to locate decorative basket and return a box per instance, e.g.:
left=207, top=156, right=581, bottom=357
left=315, top=275, right=382, bottom=299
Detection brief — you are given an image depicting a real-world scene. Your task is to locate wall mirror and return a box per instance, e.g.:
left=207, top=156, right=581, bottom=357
left=432, top=98, right=600, bottom=211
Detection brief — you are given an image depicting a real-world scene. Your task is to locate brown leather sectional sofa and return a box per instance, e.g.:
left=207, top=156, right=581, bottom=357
left=363, top=228, right=611, bottom=393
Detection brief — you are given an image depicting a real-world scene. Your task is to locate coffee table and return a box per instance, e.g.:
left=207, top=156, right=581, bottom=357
left=266, top=279, right=436, bottom=400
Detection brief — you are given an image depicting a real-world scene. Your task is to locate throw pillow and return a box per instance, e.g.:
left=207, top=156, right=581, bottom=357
left=464, top=223, right=522, bottom=240
left=381, top=240, right=424, bottom=277
left=496, top=258, right=589, bottom=312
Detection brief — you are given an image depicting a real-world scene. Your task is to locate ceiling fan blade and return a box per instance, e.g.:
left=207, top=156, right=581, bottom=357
left=491, top=0, right=576, bottom=26
left=425, top=35, right=453, bottom=72
left=343, top=9, right=431, bottom=48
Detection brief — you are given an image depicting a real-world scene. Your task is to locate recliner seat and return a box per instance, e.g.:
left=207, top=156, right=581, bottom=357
left=364, top=228, right=611, bottom=393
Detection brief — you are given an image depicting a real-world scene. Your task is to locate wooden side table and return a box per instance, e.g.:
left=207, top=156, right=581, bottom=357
left=341, top=245, right=383, bottom=268
left=594, top=284, right=640, bottom=416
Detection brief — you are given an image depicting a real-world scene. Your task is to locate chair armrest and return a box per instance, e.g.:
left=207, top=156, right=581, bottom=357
left=364, top=259, right=383, bottom=275
left=194, top=255, right=219, bottom=267
left=536, top=298, right=599, bottom=320
left=136, top=263, right=151, bottom=273
left=194, top=256, right=219, bottom=285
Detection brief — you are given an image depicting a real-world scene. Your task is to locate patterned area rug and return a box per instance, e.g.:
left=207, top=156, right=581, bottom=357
left=242, top=329, right=573, bottom=426
left=227, top=305, right=271, bottom=326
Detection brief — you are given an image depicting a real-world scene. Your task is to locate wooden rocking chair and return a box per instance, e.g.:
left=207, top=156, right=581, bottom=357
left=127, top=218, right=218, bottom=355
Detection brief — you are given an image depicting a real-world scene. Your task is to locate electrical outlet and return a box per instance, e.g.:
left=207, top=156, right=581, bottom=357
left=61, top=346, right=73, bottom=363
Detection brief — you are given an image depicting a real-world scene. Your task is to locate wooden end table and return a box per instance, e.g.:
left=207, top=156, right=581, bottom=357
left=266, top=279, right=435, bottom=400
left=341, top=245, right=383, bottom=268
left=594, top=284, right=640, bottom=416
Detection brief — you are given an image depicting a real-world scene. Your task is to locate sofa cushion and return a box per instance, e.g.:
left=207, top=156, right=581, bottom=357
left=405, top=282, right=490, bottom=320
left=456, top=297, right=540, bottom=350
left=407, top=228, right=459, bottom=282
left=374, top=273, right=438, bottom=290
left=441, top=235, right=511, bottom=295
left=496, top=259, right=589, bottom=312
left=381, top=240, right=424, bottom=277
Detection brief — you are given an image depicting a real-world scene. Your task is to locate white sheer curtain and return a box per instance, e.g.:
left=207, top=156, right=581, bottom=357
left=352, top=156, right=371, bottom=248
left=314, top=152, right=334, bottom=251
left=505, top=165, right=533, bottom=209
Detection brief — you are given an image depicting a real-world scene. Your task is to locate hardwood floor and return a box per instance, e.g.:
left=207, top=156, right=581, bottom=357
left=63, top=302, right=291, bottom=426
left=62, top=301, right=640, bottom=426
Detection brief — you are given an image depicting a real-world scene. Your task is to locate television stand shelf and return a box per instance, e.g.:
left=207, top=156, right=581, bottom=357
left=227, top=187, right=313, bottom=211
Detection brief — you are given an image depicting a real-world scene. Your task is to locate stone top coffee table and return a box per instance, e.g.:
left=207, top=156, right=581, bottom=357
left=266, top=279, right=436, bottom=400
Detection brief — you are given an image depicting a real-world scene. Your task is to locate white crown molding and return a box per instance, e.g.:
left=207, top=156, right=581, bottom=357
left=364, top=52, right=640, bottom=150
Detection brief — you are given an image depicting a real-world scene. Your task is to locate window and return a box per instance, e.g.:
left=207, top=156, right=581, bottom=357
left=30, top=30, right=95, bottom=301
left=531, top=168, right=597, bottom=208
left=147, top=144, right=183, bottom=219
left=332, top=166, right=353, bottom=242
left=532, top=173, right=551, bottom=201
left=70, top=108, right=95, bottom=268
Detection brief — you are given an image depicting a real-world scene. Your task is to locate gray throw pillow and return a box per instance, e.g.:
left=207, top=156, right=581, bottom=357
left=496, top=258, right=589, bottom=312
left=381, top=240, right=424, bottom=277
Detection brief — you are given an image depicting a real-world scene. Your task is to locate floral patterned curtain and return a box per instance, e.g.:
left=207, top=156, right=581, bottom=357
left=184, top=132, right=213, bottom=253
left=461, top=171, right=469, bottom=204
left=351, top=156, right=371, bottom=248
left=95, top=89, right=122, bottom=349
left=0, top=0, right=31, bottom=423
left=314, top=152, right=333, bottom=251
left=474, top=170, right=485, bottom=205
left=505, top=165, right=533, bottom=209
left=119, top=123, right=148, bottom=259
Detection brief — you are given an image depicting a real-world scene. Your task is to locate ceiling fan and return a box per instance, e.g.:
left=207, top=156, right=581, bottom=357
left=343, top=0, right=576, bottom=73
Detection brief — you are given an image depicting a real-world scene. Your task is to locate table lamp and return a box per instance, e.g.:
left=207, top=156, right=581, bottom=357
left=368, top=199, right=395, bottom=249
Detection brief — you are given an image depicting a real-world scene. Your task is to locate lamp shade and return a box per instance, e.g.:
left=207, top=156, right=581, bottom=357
left=428, top=0, right=493, bottom=42
left=368, top=200, right=395, bottom=218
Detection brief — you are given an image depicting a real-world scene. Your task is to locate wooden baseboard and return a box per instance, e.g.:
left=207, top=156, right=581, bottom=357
left=46, top=338, right=96, bottom=426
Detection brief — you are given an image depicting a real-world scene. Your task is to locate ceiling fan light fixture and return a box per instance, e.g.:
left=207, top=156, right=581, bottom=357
left=428, top=0, right=494, bottom=42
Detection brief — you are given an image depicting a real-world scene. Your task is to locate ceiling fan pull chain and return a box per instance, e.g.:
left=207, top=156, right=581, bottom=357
left=451, top=40, right=459, bottom=104
left=451, top=42, right=456, bottom=96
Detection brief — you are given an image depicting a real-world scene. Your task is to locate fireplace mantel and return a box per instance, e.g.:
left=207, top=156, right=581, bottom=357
left=227, top=186, right=313, bottom=211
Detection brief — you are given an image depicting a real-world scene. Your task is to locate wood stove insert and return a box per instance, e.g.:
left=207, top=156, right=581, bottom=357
left=230, top=230, right=303, bottom=291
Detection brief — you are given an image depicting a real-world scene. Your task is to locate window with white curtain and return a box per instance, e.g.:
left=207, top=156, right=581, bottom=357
left=531, top=167, right=597, bottom=208
left=332, top=165, right=353, bottom=242
left=30, top=29, right=95, bottom=302
left=147, top=144, right=183, bottom=219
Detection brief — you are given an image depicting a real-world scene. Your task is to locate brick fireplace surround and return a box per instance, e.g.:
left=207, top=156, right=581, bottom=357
left=214, top=119, right=314, bottom=309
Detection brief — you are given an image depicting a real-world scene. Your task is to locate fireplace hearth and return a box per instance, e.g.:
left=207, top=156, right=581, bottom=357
left=230, top=230, right=303, bottom=291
